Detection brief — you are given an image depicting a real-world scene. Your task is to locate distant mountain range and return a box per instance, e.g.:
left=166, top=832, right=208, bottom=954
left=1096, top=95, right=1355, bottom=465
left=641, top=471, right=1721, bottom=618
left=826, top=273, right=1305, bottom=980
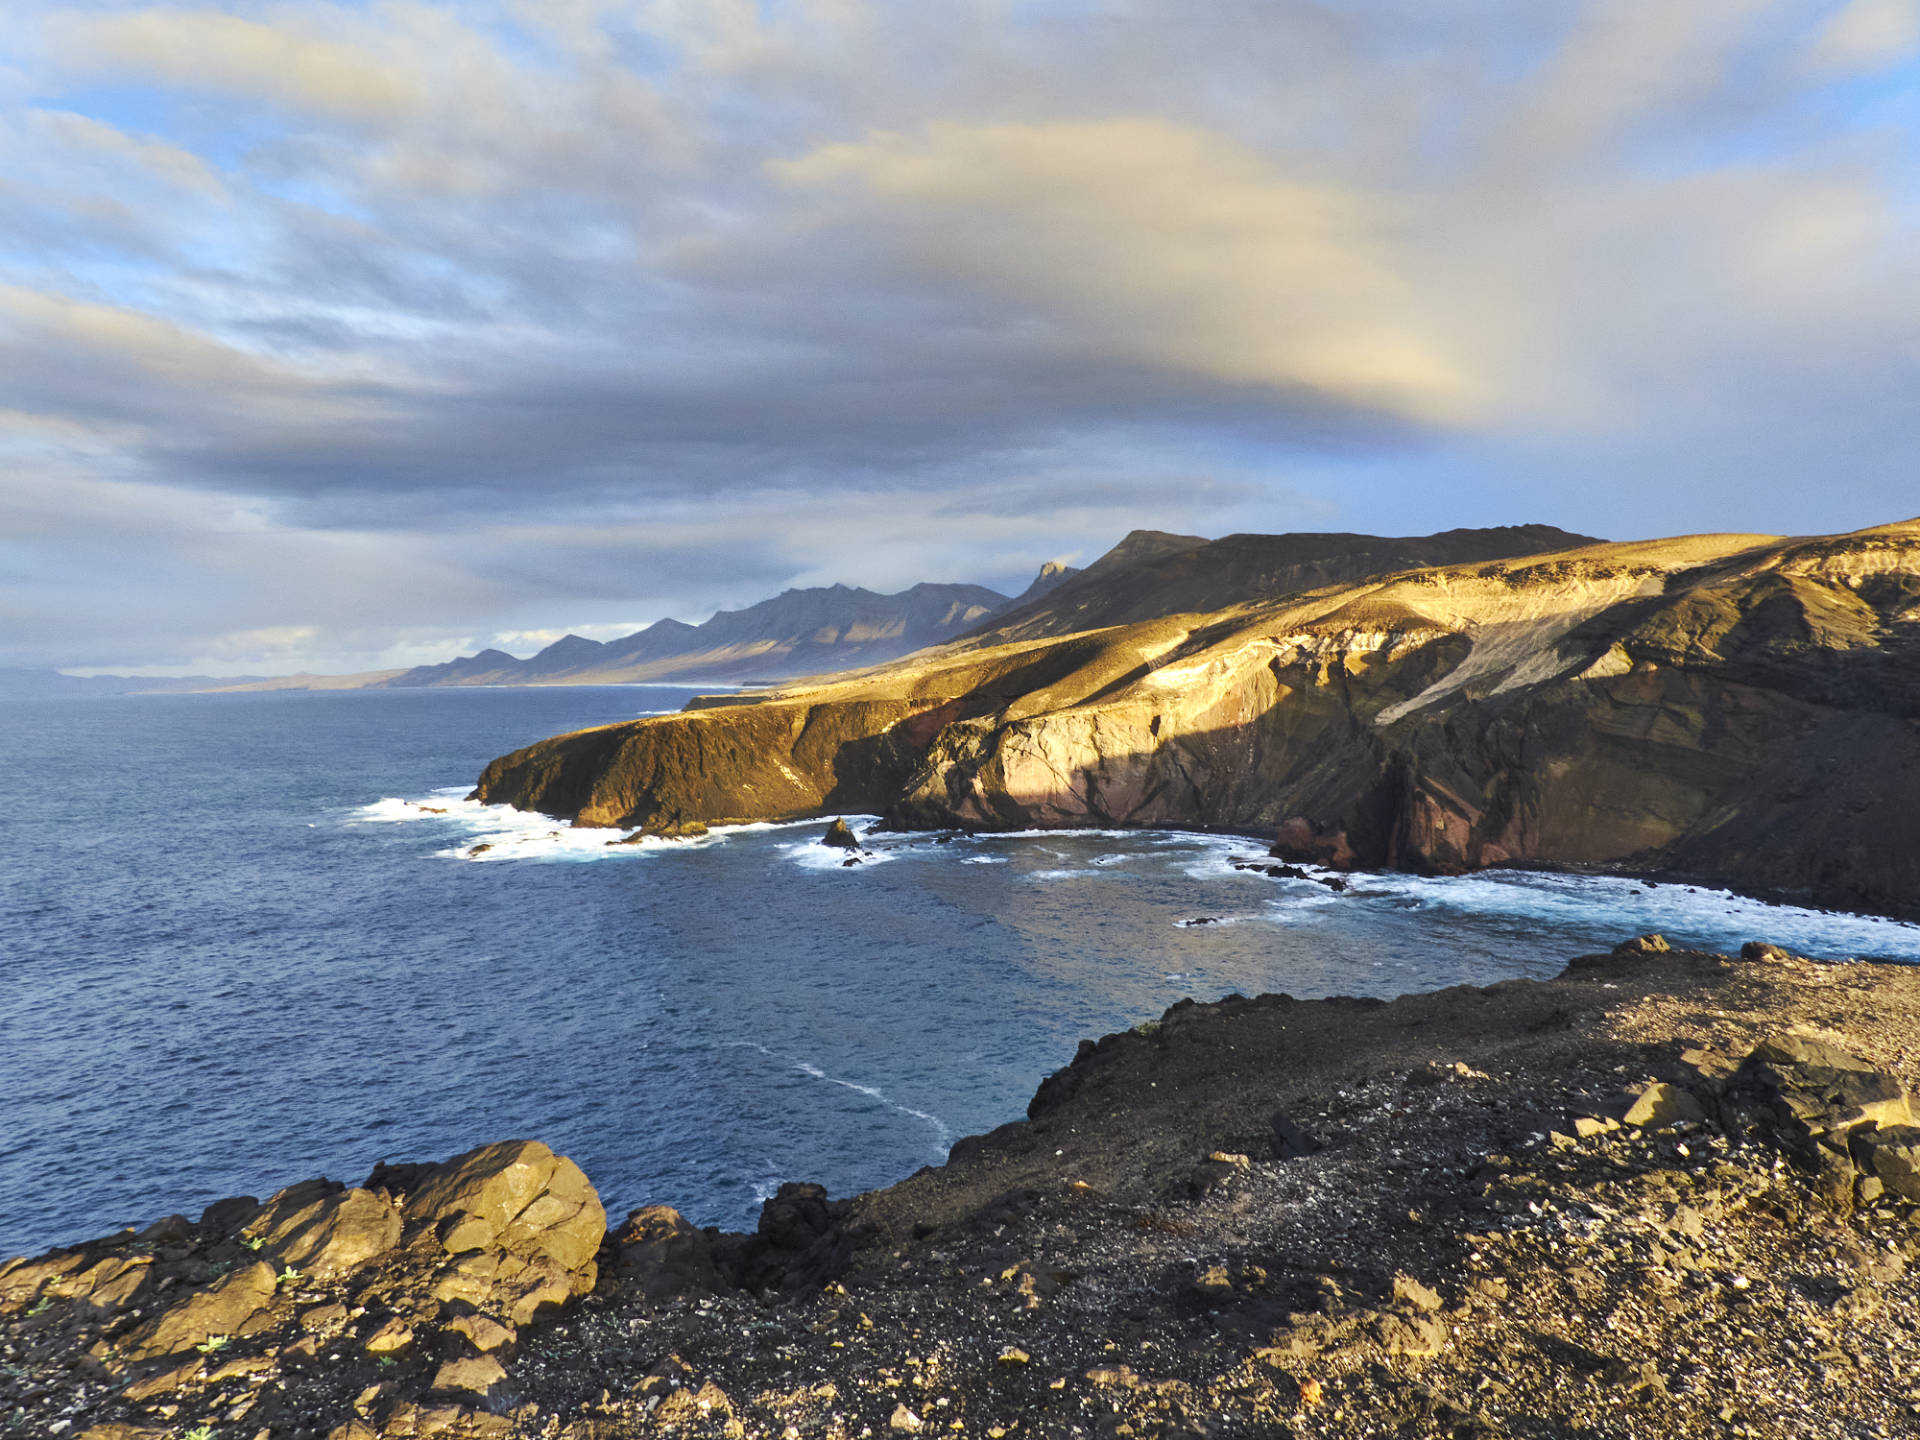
left=0, top=564, right=1081, bottom=697
left=3, top=524, right=1604, bottom=697
left=380, top=570, right=1074, bottom=689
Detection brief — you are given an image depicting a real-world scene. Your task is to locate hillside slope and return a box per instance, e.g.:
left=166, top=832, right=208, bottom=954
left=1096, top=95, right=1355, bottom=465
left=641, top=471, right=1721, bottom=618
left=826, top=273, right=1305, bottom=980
left=959, top=523, right=1600, bottom=647
left=471, top=519, right=1920, bottom=917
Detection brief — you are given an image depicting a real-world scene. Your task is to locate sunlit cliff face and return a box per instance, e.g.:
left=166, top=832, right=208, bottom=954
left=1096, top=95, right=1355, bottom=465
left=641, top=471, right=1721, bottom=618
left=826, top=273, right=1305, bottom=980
left=4, top=1, right=1920, bottom=674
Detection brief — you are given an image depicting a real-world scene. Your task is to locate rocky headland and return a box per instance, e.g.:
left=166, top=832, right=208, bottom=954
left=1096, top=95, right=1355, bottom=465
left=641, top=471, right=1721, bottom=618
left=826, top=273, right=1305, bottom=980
left=10, top=939, right=1920, bottom=1439
left=470, top=518, right=1920, bottom=919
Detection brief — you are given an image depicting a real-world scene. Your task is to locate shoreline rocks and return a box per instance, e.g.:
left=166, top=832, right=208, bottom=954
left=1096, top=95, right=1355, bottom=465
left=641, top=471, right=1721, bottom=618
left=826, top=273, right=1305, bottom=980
left=10, top=942, right=1920, bottom=1438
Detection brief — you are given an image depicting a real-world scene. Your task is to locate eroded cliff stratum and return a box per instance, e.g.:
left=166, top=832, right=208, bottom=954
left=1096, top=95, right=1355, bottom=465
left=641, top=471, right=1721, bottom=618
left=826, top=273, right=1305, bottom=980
left=471, top=519, right=1920, bottom=918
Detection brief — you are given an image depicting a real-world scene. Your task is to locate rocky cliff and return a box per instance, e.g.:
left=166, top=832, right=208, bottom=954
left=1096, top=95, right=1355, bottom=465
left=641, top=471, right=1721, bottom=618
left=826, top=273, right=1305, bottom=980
left=12, top=941, right=1920, bottom=1439
left=471, top=519, right=1920, bottom=917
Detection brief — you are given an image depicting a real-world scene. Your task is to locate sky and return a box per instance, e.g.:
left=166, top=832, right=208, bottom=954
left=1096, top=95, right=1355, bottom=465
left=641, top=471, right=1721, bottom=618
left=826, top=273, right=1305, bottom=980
left=3, top=0, right=1918, bottom=676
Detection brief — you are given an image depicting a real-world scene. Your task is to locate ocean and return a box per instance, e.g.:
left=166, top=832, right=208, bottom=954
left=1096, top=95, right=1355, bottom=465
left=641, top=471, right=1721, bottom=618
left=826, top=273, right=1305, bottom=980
left=5, top=685, right=1919, bottom=1258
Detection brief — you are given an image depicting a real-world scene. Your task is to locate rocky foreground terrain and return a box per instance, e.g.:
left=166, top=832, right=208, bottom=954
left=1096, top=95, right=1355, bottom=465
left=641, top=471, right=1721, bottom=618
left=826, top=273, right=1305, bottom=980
left=9, top=936, right=1920, bottom=1440
left=471, top=518, right=1920, bottom=919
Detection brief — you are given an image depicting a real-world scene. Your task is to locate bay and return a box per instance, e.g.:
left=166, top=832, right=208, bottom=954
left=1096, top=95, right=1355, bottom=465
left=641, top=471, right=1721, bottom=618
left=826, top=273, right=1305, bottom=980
left=4, top=686, right=1917, bottom=1257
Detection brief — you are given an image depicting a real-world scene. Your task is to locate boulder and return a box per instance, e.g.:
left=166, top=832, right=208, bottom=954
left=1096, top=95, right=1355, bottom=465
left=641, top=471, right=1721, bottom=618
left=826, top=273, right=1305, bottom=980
left=406, top=1139, right=605, bottom=1277
left=491, top=1254, right=580, bottom=1326
left=449, top=1312, right=516, bottom=1353
left=1612, top=934, right=1671, bottom=956
left=610, top=1205, right=723, bottom=1301
left=68, top=1254, right=152, bottom=1314
left=1270, top=818, right=1356, bottom=869
left=125, top=1260, right=277, bottom=1361
left=1623, top=1082, right=1707, bottom=1130
left=822, top=818, right=860, bottom=850
left=1391, top=1274, right=1443, bottom=1313
left=715, top=1182, right=856, bottom=1293
left=244, top=1181, right=403, bottom=1276
left=0, top=1250, right=88, bottom=1314
left=1730, top=1035, right=1913, bottom=1145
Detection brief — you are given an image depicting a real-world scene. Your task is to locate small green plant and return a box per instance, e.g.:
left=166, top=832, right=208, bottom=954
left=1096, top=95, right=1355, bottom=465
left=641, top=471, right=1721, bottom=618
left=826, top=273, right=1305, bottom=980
left=276, top=1266, right=301, bottom=1287
left=193, top=1333, right=231, bottom=1355
left=243, top=1236, right=265, bottom=1251
left=376, top=1356, right=397, bottom=1371
left=25, top=1295, right=52, bottom=1316
left=207, top=1259, right=232, bottom=1277
left=182, top=1425, right=217, bottom=1440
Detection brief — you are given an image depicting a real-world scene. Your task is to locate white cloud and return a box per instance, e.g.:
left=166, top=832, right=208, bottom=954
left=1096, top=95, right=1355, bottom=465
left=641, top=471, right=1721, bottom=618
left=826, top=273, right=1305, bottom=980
left=1814, top=0, right=1920, bottom=71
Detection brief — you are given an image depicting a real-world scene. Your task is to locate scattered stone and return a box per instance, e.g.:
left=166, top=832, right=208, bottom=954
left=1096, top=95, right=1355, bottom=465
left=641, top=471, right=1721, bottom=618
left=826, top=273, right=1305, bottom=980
left=363, top=1318, right=415, bottom=1356
left=890, top=1402, right=924, bottom=1432
left=1392, top=1274, right=1443, bottom=1313
left=432, top=1354, right=507, bottom=1398
left=1271, top=1109, right=1323, bottom=1160
left=449, top=1313, right=515, bottom=1353
left=1623, top=1082, right=1708, bottom=1129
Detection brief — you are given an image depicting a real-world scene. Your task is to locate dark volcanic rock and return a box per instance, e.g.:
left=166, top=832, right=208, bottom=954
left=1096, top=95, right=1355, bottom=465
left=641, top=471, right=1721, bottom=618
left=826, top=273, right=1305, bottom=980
left=821, top=817, right=860, bottom=850
left=713, top=1182, right=860, bottom=1294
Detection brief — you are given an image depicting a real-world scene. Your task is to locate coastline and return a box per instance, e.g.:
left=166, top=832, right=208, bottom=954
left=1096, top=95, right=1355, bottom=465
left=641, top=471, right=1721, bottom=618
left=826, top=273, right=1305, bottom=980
left=10, top=939, right=1920, bottom=1439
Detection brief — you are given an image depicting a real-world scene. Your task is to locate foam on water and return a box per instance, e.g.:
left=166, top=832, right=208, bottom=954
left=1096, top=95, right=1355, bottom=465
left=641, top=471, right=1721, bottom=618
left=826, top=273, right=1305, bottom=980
left=779, top=839, right=898, bottom=872
left=902, top=826, right=1920, bottom=961
left=727, top=1042, right=952, bottom=1159
left=1350, top=869, right=1920, bottom=961
left=357, top=798, right=1920, bottom=958
left=349, top=792, right=871, bottom=866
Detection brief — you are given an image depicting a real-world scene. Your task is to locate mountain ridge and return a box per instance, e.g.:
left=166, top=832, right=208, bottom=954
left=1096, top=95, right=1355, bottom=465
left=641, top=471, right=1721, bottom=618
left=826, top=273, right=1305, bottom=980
left=470, top=516, right=1920, bottom=919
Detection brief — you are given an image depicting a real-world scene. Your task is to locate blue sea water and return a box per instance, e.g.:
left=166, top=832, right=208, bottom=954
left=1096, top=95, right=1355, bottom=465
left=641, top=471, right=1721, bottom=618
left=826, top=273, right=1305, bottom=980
left=4, top=686, right=1919, bottom=1259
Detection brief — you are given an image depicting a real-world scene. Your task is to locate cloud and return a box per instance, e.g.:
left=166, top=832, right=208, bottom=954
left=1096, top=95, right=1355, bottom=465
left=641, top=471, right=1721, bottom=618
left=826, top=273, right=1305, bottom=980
left=1814, top=0, right=1920, bottom=71
left=2, top=0, right=1917, bottom=672
left=774, top=118, right=1482, bottom=425
left=30, top=108, right=224, bottom=195
left=52, top=7, right=422, bottom=121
